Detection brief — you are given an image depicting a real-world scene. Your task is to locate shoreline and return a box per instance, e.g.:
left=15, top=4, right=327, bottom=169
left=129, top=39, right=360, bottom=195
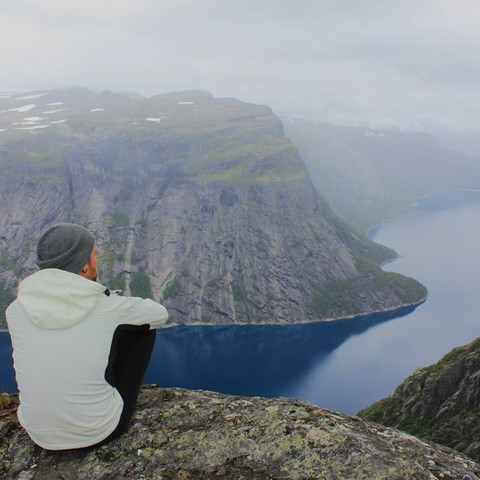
left=0, top=297, right=427, bottom=332
left=315, top=296, right=427, bottom=325
left=367, top=188, right=480, bottom=240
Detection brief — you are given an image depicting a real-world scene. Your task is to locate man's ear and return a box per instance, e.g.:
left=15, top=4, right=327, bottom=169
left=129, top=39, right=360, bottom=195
left=78, top=245, right=97, bottom=279
left=79, top=262, right=89, bottom=277
left=79, top=253, right=93, bottom=276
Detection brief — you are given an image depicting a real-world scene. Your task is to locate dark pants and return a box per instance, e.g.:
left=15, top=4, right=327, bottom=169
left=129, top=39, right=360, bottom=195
left=92, top=324, right=157, bottom=448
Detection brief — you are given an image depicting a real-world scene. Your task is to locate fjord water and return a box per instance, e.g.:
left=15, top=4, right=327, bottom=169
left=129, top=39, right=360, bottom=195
left=144, top=190, right=480, bottom=413
left=284, top=191, right=480, bottom=413
left=2, top=191, right=480, bottom=413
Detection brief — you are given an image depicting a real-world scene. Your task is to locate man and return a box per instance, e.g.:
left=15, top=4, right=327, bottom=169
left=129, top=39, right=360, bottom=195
left=6, top=223, right=174, bottom=450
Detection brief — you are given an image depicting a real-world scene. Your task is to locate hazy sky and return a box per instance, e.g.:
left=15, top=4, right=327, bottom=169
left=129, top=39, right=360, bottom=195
left=2, top=0, right=480, bottom=132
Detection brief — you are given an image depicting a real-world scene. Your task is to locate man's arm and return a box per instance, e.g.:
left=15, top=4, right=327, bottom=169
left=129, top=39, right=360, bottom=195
left=111, top=295, right=174, bottom=329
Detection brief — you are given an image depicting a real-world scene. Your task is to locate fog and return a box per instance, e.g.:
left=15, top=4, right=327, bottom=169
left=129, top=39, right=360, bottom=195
left=2, top=1, right=480, bottom=133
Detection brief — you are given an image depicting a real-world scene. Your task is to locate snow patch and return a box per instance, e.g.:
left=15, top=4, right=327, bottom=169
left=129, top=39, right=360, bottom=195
left=17, top=104, right=36, bottom=112
left=91, top=108, right=105, bottom=112
left=0, top=104, right=37, bottom=114
left=15, top=124, right=50, bottom=130
left=46, top=102, right=64, bottom=106
left=364, top=131, right=386, bottom=137
left=17, top=93, right=47, bottom=100
left=23, top=116, right=44, bottom=122
left=43, top=108, right=68, bottom=114
left=177, top=101, right=194, bottom=105
left=49, top=119, right=67, bottom=124
left=146, top=117, right=161, bottom=123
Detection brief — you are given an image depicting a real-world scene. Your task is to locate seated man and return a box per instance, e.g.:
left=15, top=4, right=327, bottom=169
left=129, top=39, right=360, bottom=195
left=6, top=223, right=175, bottom=450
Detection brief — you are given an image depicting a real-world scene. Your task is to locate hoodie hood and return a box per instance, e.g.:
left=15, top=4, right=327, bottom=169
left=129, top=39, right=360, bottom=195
left=17, top=269, right=107, bottom=329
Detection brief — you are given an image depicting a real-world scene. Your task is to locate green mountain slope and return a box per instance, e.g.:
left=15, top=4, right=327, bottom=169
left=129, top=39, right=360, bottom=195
left=0, top=89, right=426, bottom=327
left=359, top=337, right=480, bottom=461
left=283, top=117, right=480, bottom=231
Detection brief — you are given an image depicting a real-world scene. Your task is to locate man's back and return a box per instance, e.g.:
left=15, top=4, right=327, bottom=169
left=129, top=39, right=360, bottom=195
left=7, top=268, right=170, bottom=449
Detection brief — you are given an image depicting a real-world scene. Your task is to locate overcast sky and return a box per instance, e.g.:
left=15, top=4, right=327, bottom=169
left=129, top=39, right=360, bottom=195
left=2, top=0, right=480, bottom=132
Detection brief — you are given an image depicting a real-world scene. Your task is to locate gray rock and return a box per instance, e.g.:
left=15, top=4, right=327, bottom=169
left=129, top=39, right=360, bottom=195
left=1, top=385, right=480, bottom=479
left=0, top=89, right=426, bottom=328
left=359, top=337, right=480, bottom=462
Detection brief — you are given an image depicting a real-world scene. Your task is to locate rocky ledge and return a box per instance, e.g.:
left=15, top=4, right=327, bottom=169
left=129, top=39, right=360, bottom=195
left=359, top=336, right=480, bottom=463
left=1, top=385, right=479, bottom=479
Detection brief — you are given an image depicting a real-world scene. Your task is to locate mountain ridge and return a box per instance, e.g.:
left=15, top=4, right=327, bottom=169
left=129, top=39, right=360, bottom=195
left=282, top=116, right=480, bottom=231
left=0, top=88, right=426, bottom=327
left=359, top=336, right=480, bottom=462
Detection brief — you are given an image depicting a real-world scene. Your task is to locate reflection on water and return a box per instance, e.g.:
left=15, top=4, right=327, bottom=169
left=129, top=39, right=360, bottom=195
left=2, top=190, right=480, bottom=414
left=145, top=306, right=418, bottom=398
left=1, top=305, right=417, bottom=398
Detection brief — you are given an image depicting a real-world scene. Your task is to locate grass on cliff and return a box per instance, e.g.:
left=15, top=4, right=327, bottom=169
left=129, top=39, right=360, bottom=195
left=420, top=337, right=480, bottom=376
left=359, top=397, right=440, bottom=438
left=312, top=256, right=427, bottom=319
left=163, top=278, right=180, bottom=300
left=358, top=397, right=391, bottom=420
left=309, top=189, right=427, bottom=319
left=130, top=272, right=153, bottom=299
left=359, top=337, right=480, bottom=440
left=0, top=133, right=69, bottom=172
left=186, top=136, right=307, bottom=186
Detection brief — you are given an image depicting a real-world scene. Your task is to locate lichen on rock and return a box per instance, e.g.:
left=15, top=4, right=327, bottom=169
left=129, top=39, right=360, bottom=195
left=1, top=385, right=479, bottom=479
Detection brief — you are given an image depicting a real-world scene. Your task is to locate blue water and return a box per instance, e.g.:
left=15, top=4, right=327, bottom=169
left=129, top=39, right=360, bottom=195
left=2, top=190, right=480, bottom=413
left=0, top=332, right=16, bottom=393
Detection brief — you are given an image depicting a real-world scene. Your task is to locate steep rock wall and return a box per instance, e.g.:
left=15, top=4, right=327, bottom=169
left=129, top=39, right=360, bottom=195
left=0, top=89, right=426, bottom=326
left=360, top=336, right=480, bottom=462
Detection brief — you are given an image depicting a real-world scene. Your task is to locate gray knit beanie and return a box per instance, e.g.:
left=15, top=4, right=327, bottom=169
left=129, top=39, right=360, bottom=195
left=36, top=223, right=95, bottom=273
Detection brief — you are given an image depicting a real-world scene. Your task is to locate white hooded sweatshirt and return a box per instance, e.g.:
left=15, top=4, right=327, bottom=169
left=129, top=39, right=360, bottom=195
left=6, top=268, right=172, bottom=450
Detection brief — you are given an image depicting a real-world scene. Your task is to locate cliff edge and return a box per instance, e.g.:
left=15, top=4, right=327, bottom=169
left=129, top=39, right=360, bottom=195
left=360, top=336, right=480, bottom=463
left=1, top=385, right=479, bottom=479
left=0, top=88, right=426, bottom=327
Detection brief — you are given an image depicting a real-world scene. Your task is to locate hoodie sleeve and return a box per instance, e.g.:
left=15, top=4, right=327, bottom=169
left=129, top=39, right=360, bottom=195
left=112, top=296, right=173, bottom=329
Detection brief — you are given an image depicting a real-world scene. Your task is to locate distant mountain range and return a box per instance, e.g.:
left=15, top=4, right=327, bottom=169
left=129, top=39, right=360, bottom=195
left=0, top=88, right=426, bottom=327
left=282, top=117, right=480, bottom=231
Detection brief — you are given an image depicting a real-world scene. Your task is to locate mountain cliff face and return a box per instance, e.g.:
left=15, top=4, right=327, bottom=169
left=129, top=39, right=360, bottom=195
left=283, top=117, right=480, bottom=231
left=1, top=385, right=479, bottom=480
left=0, top=88, right=426, bottom=327
left=359, top=336, right=480, bottom=462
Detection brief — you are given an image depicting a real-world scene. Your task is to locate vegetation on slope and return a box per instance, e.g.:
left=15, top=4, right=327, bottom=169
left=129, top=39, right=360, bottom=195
left=0, top=88, right=427, bottom=328
left=359, top=337, right=480, bottom=461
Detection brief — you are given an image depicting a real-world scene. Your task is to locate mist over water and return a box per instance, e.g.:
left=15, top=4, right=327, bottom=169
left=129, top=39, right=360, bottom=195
left=285, top=191, right=480, bottom=413
left=146, top=191, right=480, bottom=413
left=2, top=191, right=480, bottom=414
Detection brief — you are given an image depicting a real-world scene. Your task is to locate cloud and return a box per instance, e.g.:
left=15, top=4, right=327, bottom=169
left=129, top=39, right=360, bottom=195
left=1, top=0, right=480, bottom=132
